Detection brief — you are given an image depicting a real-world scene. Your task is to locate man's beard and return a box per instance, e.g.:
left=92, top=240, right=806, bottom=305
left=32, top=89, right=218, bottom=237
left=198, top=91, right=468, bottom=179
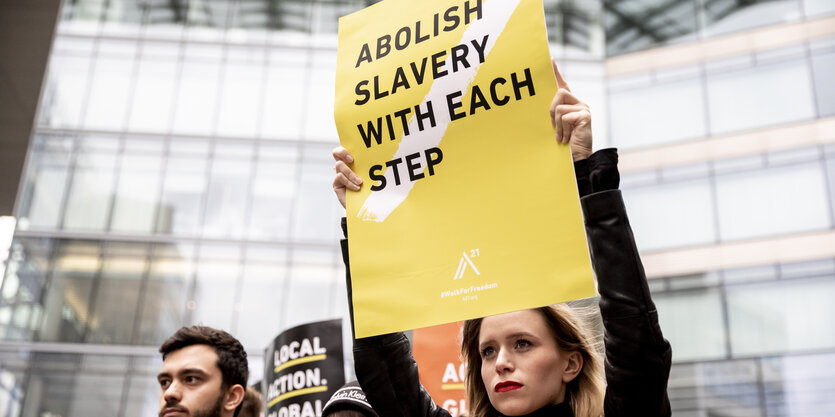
left=193, top=395, right=224, bottom=417
left=159, top=391, right=224, bottom=417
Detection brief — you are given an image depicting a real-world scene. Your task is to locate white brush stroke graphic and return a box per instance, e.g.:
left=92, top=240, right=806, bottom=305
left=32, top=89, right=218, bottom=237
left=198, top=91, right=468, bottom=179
left=358, top=0, right=523, bottom=222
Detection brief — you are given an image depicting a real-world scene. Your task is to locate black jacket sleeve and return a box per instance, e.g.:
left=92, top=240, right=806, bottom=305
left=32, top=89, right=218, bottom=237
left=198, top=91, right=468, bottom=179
left=578, top=150, right=672, bottom=417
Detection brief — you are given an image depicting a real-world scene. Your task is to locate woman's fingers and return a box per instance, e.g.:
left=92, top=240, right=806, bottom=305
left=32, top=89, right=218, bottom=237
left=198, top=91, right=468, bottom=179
left=553, top=104, right=589, bottom=143
left=332, top=146, right=361, bottom=209
left=332, top=146, right=354, bottom=163
left=550, top=89, right=583, bottom=129
left=332, top=174, right=347, bottom=209
left=550, top=94, right=564, bottom=144
left=549, top=60, right=594, bottom=160
left=335, top=160, right=362, bottom=189
left=561, top=110, right=594, bottom=161
left=334, top=172, right=358, bottom=192
left=551, top=58, right=570, bottom=92
left=560, top=109, right=591, bottom=140
left=332, top=146, right=362, bottom=188
left=553, top=87, right=582, bottom=106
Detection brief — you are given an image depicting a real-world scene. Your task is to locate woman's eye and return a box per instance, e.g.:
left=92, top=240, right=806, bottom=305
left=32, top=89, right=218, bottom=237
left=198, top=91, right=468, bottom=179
left=480, top=346, right=495, bottom=358
left=515, top=339, right=532, bottom=349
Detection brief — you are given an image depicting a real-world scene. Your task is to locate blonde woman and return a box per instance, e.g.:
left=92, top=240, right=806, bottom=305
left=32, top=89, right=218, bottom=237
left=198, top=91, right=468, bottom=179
left=332, top=62, right=671, bottom=417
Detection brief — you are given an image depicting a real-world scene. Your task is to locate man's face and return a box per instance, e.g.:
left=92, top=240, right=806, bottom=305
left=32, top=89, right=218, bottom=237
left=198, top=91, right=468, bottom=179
left=158, top=344, right=227, bottom=417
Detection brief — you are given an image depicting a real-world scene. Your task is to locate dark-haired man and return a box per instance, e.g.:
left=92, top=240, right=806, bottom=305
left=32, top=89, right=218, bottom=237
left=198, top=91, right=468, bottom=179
left=158, top=326, right=249, bottom=417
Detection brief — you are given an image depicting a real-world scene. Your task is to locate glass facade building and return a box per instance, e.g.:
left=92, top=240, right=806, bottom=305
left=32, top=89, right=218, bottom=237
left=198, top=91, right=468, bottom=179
left=0, top=0, right=833, bottom=415
left=606, top=1, right=835, bottom=416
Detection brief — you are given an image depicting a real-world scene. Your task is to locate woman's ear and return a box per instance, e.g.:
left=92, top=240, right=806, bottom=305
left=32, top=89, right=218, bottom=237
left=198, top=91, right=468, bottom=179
left=223, top=384, right=246, bottom=412
left=561, top=351, right=584, bottom=383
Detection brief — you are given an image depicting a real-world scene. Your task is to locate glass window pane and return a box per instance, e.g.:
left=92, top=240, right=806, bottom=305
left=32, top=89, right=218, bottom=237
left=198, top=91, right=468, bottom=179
left=186, top=0, right=232, bottom=29
left=38, top=242, right=101, bottom=343
left=100, top=1, right=145, bottom=37
left=305, top=52, right=338, bottom=140
left=140, top=2, right=184, bottom=34
left=762, top=353, right=835, bottom=416
left=111, top=153, right=163, bottom=233
left=123, top=373, right=160, bottom=417
left=68, top=356, right=128, bottom=416
left=248, top=148, right=297, bottom=240
left=236, top=248, right=288, bottom=349
left=228, top=0, right=270, bottom=32
left=188, top=245, right=240, bottom=330
left=156, top=156, right=208, bottom=236
left=0, top=352, right=26, bottom=417
left=128, top=51, right=179, bottom=133
left=654, top=287, right=727, bottom=361
left=283, top=249, right=338, bottom=330
left=604, top=0, right=698, bottom=56
left=622, top=179, right=716, bottom=251
left=609, top=75, right=706, bottom=149
left=38, top=46, right=93, bottom=128
left=703, top=0, right=801, bottom=38
left=828, top=156, right=835, bottom=223
left=261, top=49, right=308, bottom=140
left=811, top=49, right=835, bottom=117
left=21, top=354, right=127, bottom=417
left=83, top=50, right=135, bottom=130
left=668, top=359, right=765, bottom=416
left=72, top=377, right=126, bottom=417
left=707, top=59, right=815, bottom=135
left=217, top=47, right=265, bottom=137
left=544, top=0, right=605, bottom=59
left=804, top=0, right=835, bottom=17
left=715, top=162, right=830, bottom=241
left=137, top=244, right=193, bottom=345
left=727, top=277, right=835, bottom=356
left=266, top=1, right=312, bottom=35
left=58, top=0, right=103, bottom=34
left=18, top=139, right=73, bottom=229
left=63, top=0, right=105, bottom=22
left=85, top=244, right=147, bottom=344
left=0, top=238, right=52, bottom=341
left=63, top=151, right=118, bottom=231
left=171, top=45, right=223, bottom=135
left=202, top=156, right=252, bottom=239
left=312, top=2, right=344, bottom=34
left=292, top=151, right=341, bottom=242
left=21, top=353, right=80, bottom=416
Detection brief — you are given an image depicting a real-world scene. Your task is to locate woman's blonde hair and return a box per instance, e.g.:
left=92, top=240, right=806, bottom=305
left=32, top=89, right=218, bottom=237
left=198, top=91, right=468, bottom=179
left=461, top=301, right=605, bottom=417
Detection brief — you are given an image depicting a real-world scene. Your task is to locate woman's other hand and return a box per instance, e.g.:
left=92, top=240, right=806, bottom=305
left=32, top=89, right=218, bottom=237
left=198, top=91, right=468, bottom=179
left=332, top=146, right=363, bottom=209
left=549, top=59, right=593, bottom=162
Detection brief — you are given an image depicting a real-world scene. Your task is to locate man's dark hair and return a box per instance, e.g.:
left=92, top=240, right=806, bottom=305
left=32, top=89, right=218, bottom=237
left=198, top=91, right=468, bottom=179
left=160, top=325, right=249, bottom=390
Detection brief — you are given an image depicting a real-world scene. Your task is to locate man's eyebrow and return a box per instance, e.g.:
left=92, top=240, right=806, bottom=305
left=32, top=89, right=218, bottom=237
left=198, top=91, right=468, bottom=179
left=179, top=368, right=209, bottom=376
left=157, top=368, right=209, bottom=381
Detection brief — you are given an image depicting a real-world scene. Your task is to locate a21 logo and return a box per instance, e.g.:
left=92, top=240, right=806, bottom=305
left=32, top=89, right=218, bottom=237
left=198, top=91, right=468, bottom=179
left=453, top=249, right=480, bottom=280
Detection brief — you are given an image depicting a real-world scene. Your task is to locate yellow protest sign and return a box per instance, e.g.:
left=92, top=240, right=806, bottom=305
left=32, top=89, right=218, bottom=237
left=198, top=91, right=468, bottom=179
left=335, top=0, right=595, bottom=338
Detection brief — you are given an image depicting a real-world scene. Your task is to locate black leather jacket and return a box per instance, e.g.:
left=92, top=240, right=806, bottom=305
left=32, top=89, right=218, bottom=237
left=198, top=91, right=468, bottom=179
left=340, top=149, right=672, bottom=417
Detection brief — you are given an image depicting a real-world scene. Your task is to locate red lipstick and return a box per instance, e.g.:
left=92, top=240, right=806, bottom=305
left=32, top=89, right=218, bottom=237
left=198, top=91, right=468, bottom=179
left=495, top=381, right=523, bottom=393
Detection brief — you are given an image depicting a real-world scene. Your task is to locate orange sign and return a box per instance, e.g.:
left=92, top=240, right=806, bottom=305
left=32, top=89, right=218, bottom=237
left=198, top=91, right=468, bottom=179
left=413, top=322, right=467, bottom=416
